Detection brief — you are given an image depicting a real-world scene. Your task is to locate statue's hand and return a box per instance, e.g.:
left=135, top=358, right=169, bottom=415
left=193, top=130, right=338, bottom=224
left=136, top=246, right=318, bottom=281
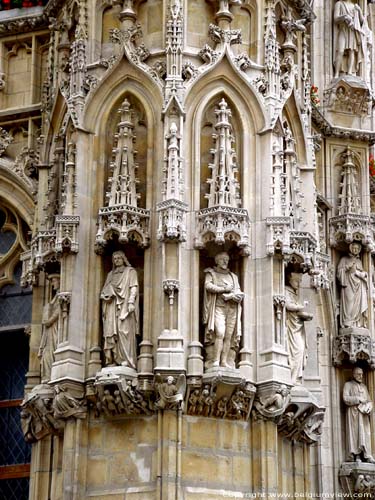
left=223, top=284, right=233, bottom=293
left=128, top=303, right=135, bottom=313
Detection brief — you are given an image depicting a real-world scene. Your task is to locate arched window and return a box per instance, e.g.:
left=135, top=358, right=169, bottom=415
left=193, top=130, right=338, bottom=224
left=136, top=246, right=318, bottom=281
left=0, top=204, right=32, bottom=500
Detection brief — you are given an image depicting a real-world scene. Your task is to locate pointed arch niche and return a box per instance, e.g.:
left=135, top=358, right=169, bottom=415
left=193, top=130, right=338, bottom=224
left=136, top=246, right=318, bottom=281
left=189, top=89, right=252, bottom=377
left=94, top=89, right=155, bottom=377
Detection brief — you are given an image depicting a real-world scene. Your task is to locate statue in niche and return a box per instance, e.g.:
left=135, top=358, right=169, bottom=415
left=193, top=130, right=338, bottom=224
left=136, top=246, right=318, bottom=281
left=38, top=274, right=60, bottom=384
left=285, top=272, right=313, bottom=384
left=333, top=0, right=367, bottom=78
left=101, top=250, right=139, bottom=369
left=203, top=252, right=244, bottom=369
left=337, top=242, right=368, bottom=329
left=343, top=366, right=375, bottom=463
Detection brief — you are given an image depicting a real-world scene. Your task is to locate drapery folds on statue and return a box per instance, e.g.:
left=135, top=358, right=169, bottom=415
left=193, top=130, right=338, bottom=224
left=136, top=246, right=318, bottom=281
left=101, top=251, right=139, bottom=369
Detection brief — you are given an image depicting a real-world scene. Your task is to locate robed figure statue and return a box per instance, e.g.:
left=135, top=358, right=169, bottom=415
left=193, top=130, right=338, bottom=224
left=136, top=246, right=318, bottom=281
left=101, top=251, right=139, bottom=369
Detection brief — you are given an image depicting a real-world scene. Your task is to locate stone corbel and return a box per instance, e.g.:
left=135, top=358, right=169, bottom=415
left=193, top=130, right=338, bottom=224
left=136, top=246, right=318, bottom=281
left=186, top=379, right=256, bottom=421
left=51, top=383, right=86, bottom=420
left=340, top=463, right=375, bottom=497
left=21, top=385, right=63, bottom=443
left=155, top=373, right=186, bottom=411
left=94, top=367, right=153, bottom=416
left=277, top=386, right=325, bottom=444
left=253, top=382, right=291, bottom=422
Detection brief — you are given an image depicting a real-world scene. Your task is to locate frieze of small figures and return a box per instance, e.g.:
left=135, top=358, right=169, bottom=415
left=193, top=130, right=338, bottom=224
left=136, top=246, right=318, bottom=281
left=95, top=380, right=153, bottom=417
left=186, top=382, right=256, bottom=421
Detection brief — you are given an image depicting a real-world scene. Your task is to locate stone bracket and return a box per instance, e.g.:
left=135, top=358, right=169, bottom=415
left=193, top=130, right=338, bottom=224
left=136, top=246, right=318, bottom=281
left=156, top=199, right=188, bottom=242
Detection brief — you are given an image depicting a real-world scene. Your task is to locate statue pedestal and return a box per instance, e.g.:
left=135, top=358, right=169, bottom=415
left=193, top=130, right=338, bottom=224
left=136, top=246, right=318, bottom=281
left=94, top=366, right=152, bottom=416
left=340, top=462, right=375, bottom=496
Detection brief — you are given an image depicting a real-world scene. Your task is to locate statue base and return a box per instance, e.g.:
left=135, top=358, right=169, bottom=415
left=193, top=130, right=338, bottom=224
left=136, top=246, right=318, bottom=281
left=340, top=461, right=375, bottom=496
left=94, top=366, right=152, bottom=417
left=203, top=365, right=246, bottom=386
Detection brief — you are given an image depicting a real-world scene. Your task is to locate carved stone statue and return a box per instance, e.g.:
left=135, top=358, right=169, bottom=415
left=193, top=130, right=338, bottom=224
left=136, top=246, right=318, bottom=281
left=285, top=272, right=313, bottom=384
left=343, top=367, right=375, bottom=463
left=101, top=251, right=139, bottom=369
left=38, top=274, right=60, bottom=383
left=203, top=252, right=244, bottom=369
left=337, top=242, right=368, bottom=329
left=334, top=0, right=366, bottom=78
left=155, top=374, right=186, bottom=410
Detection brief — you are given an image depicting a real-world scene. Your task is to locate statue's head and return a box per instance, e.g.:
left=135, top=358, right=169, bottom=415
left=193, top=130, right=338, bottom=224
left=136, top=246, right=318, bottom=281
left=48, top=273, right=60, bottom=291
left=349, top=242, right=362, bottom=256
left=166, top=376, right=175, bottom=385
left=353, top=366, right=364, bottom=383
left=112, top=251, right=130, bottom=267
left=215, top=252, right=230, bottom=270
left=287, top=272, right=302, bottom=291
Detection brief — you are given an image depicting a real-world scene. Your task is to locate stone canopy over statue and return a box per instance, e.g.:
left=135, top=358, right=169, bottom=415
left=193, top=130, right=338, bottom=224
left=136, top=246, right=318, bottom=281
left=343, top=367, right=375, bottom=463
left=203, top=252, right=244, bottom=370
left=101, top=251, right=139, bottom=370
left=333, top=0, right=367, bottom=78
left=337, top=242, right=368, bottom=331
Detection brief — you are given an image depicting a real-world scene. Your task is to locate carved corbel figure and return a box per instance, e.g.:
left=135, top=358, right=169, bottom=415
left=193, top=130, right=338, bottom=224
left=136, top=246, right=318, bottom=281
left=52, top=385, right=86, bottom=419
left=254, top=385, right=291, bottom=420
left=155, top=374, right=186, bottom=410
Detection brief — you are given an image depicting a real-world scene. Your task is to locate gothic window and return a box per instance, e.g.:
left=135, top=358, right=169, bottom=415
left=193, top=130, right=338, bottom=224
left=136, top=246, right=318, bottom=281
left=0, top=205, right=31, bottom=500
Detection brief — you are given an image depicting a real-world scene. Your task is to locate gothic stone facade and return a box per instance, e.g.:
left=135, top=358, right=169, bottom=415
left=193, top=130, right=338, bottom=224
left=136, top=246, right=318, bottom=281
left=1, top=0, right=375, bottom=498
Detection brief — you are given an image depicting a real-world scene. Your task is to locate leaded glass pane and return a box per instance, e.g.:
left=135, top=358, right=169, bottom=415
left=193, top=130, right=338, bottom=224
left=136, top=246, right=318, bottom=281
left=0, top=478, right=29, bottom=500
left=0, top=407, right=31, bottom=465
left=0, top=331, right=29, bottom=400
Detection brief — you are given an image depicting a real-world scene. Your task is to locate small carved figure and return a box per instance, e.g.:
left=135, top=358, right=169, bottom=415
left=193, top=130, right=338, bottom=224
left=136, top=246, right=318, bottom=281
left=187, top=389, right=200, bottom=415
left=285, top=272, right=313, bottom=384
left=114, top=390, right=126, bottom=413
left=228, top=389, right=245, bottom=420
left=155, top=375, right=186, bottom=410
left=337, top=242, right=368, bottom=329
left=101, top=251, right=139, bottom=368
left=38, top=274, right=60, bottom=383
left=103, top=389, right=117, bottom=416
left=203, top=252, right=244, bottom=369
left=262, top=385, right=289, bottom=412
left=334, top=0, right=367, bottom=78
left=343, top=367, right=375, bottom=463
left=215, top=396, right=229, bottom=418
left=196, top=385, right=211, bottom=415
left=52, top=385, right=84, bottom=418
